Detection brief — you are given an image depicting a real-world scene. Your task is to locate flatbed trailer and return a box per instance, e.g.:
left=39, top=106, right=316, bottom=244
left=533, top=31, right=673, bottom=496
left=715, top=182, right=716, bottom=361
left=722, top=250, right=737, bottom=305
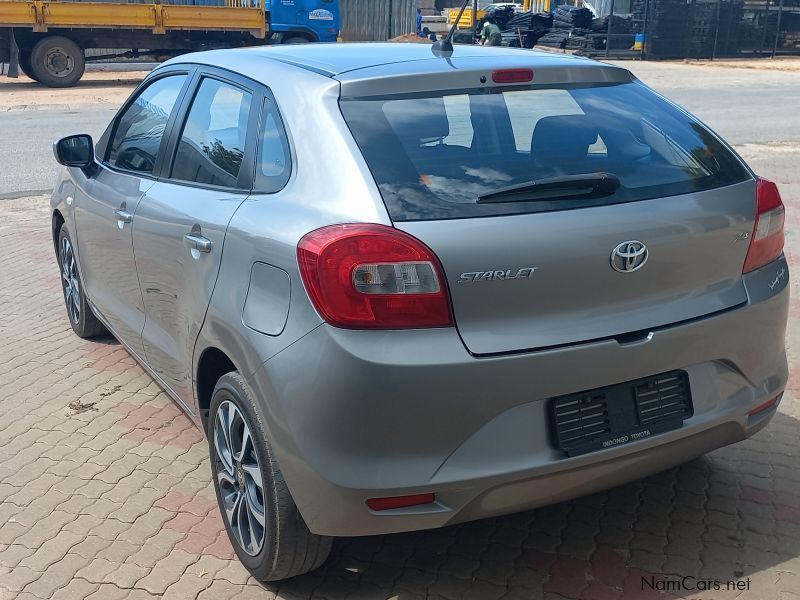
left=0, top=0, right=339, bottom=86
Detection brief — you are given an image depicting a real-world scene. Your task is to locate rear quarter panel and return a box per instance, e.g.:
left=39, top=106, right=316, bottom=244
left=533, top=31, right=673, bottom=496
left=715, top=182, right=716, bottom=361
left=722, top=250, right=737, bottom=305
left=193, top=60, right=390, bottom=388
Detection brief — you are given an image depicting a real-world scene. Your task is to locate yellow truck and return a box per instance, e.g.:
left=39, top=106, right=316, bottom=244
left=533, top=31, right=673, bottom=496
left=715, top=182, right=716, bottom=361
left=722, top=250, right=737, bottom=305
left=0, top=0, right=339, bottom=86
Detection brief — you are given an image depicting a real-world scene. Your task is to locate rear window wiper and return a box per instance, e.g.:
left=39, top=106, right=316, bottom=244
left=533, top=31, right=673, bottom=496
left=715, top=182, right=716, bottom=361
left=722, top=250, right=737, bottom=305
left=477, top=173, right=621, bottom=204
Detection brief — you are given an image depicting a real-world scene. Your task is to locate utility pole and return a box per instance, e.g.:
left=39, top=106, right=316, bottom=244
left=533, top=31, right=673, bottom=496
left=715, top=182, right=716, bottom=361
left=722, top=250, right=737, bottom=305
left=711, top=0, right=721, bottom=59
left=605, top=0, right=615, bottom=58
left=387, top=0, right=394, bottom=41
left=772, top=0, right=785, bottom=58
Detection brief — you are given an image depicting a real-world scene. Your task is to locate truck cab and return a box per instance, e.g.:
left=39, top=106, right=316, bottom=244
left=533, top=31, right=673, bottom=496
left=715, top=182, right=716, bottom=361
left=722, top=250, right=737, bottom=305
left=269, top=0, right=340, bottom=43
left=1, top=0, right=340, bottom=87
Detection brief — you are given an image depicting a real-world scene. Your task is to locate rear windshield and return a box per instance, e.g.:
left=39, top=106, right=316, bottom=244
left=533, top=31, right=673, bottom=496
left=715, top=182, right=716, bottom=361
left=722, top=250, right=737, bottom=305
left=340, top=81, right=751, bottom=221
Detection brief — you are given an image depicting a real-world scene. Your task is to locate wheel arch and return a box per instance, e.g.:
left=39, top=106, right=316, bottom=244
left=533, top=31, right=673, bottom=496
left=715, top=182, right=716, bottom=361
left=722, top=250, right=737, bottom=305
left=277, top=28, right=319, bottom=43
left=195, top=346, right=238, bottom=432
left=52, top=209, right=65, bottom=252
left=13, top=31, right=83, bottom=51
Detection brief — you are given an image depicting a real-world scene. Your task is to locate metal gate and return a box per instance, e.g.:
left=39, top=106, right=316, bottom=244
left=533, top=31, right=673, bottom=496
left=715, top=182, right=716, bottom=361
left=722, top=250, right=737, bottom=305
left=339, top=0, right=417, bottom=41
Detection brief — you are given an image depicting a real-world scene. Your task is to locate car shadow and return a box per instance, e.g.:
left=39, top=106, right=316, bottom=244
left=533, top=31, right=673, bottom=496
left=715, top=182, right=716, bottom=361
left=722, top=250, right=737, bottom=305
left=90, top=333, right=120, bottom=345
left=262, top=409, right=800, bottom=599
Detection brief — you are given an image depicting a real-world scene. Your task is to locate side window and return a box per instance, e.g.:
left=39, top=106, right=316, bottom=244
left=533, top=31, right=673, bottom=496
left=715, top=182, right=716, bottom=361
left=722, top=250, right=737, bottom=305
left=171, top=78, right=253, bottom=189
left=255, top=98, right=291, bottom=193
left=107, top=75, right=187, bottom=174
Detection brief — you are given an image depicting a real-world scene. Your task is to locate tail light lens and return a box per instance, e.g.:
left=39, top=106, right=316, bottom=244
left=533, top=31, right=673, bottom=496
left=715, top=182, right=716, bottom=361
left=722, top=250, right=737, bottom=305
left=366, top=493, right=436, bottom=511
left=297, top=224, right=453, bottom=329
left=747, top=395, right=780, bottom=417
left=743, top=177, right=785, bottom=274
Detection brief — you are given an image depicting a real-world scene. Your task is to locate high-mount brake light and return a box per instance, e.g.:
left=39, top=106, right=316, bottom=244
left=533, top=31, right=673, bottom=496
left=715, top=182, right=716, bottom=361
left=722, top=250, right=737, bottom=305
left=492, top=69, right=534, bottom=84
left=297, top=224, right=453, bottom=329
left=743, top=177, right=785, bottom=274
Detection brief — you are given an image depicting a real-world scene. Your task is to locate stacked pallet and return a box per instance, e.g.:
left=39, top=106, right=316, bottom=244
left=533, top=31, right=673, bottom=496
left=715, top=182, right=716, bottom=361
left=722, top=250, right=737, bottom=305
left=537, top=28, right=593, bottom=50
left=632, top=0, right=691, bottom=58
left=552, top=5, right=593, bottom=28
left=631, top=0, right=752, bottom=58
left=506, top=10, right=554, bottom=31
left=590, top=14, right=635, bottom=35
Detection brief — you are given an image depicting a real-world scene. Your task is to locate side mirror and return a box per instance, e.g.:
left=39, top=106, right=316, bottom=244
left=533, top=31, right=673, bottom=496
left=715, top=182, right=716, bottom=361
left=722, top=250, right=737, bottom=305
left=53, top=134, right=94, bottom=169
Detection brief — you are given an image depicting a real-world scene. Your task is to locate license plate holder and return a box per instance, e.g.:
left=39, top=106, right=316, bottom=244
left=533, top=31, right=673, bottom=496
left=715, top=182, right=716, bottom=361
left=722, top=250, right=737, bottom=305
left=549, top=370, right=693, bottom=457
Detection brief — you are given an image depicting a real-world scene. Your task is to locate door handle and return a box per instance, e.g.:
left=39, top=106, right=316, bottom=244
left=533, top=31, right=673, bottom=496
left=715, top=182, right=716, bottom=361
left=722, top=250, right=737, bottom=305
left=114, top=208, right=133, bottom=224
left=184, top=233, right=213, bottom=253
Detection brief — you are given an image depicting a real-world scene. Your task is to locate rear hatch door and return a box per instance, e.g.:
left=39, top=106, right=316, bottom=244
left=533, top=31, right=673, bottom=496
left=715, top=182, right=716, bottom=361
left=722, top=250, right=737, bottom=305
left=339, top=61, right=755, bottom=355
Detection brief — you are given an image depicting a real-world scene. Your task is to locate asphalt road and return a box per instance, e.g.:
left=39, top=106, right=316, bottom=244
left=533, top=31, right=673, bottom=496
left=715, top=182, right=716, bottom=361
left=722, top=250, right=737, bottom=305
left=621, top=61, right=799, bottom=148
left=0, top=60, right=797, bottom=198
left=0, top=106, right=119, bottom=199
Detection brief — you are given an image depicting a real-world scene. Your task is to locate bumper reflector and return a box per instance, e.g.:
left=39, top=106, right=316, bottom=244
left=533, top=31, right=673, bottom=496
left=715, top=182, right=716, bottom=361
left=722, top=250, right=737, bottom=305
left=748, top=396, right=780, bottom=416
left=366, top=493, right=435, bottom=511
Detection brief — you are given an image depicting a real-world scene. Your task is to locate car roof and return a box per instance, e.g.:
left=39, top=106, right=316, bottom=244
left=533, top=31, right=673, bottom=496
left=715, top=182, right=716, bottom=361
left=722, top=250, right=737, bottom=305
left=168, top=42, right=600, bottom=79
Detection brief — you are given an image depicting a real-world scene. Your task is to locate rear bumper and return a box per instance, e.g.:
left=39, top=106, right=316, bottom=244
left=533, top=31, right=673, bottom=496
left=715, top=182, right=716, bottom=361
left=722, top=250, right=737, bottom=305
left=248, top=257, right=789, bottom=537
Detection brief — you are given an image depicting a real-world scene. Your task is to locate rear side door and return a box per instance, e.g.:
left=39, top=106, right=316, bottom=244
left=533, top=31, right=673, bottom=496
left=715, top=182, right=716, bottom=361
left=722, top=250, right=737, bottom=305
left=132, top=70, right=260, bottom=407
left=74, top=72, right=191, bottom=358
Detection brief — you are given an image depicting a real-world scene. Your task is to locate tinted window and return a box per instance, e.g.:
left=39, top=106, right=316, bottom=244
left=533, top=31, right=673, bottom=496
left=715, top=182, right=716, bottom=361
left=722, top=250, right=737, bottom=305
left=171, top=78, right=252, bottom=188
left=108, top=75, right=187, bottom=174
left=254, top=98, right=291, bottom=192
left=340, top=82, right=751, bottom=221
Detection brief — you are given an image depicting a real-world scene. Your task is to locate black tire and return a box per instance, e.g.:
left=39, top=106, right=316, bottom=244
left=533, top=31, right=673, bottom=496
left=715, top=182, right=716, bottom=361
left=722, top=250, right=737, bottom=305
left=57, top=226, right=108, bottom=339
left=29, top=36, right=85, bottom=88
left=18, top=51, right=39, bottom=82
left=283, top=36, right=310, bottom=44
left=208, top=372, right=332, bottom=582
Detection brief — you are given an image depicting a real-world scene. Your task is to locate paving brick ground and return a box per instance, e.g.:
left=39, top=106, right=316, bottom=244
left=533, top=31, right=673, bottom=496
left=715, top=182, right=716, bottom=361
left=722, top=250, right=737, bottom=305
left=2, top=93, right=800, bottom=600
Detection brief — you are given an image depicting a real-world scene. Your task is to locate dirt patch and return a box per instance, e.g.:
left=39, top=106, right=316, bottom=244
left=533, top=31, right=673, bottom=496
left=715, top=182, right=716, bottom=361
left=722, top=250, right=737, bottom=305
left=68, top=399, right=98, bottom=414
left=0, top=70, right=149, bottom=108
left=390, top=33, right=434, bottom=44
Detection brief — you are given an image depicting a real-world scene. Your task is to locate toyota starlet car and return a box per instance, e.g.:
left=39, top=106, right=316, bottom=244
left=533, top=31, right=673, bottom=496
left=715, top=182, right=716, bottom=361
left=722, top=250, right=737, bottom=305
left=50, top=43, right=788, bottom=581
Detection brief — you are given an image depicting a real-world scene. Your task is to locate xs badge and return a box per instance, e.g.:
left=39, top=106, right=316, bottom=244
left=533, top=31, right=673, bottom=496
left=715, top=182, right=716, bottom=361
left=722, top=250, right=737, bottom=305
left=459, top=267, right=539, bottom=283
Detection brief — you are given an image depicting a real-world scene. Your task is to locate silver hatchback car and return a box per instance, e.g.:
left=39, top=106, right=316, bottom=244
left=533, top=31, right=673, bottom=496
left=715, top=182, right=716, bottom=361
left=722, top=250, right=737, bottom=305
left=51, top=43, right=788, bottom=581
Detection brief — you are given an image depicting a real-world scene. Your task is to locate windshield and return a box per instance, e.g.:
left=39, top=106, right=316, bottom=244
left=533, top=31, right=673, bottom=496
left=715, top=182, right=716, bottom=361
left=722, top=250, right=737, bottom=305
left=339, top=81, right=750, bottom=221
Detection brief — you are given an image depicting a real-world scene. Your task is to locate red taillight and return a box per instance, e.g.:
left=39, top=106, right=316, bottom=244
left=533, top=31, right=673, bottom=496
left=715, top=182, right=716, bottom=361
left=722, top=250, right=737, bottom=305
left=366, top=493, right=436, bottom=511
left=492, top=68, right=533, bottom=84
left=743, top=177, right=785, bottom=274
left=297, top=224, right=453, bottom=329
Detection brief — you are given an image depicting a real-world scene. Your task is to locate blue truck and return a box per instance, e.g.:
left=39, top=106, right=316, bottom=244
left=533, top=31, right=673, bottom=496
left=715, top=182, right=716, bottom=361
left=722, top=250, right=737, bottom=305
left=0, top=0, right=340, bottom=86
left=265, top=0, right=340, bottom=44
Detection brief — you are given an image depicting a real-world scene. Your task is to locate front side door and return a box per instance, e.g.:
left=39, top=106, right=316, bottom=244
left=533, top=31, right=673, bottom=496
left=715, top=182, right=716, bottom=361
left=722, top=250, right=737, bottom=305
left=74, top=73, right=189, bottom=358
left=133, top=74, right=258, bottom=407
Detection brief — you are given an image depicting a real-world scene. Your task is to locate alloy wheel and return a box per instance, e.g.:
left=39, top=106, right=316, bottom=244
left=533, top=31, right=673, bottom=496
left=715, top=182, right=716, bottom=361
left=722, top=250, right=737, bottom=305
left=60, top=236, right=80, bottom=324
left=213, top=400, right=267, bottom=556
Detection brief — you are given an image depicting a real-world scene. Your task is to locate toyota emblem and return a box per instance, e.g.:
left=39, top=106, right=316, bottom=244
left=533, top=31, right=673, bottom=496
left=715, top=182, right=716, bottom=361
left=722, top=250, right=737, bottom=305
left=610, top=241, right=648, bottom=273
